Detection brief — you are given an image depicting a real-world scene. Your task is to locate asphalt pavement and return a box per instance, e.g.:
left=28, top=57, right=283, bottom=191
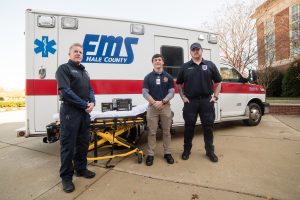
left=0, top=110, right=299, bottom=200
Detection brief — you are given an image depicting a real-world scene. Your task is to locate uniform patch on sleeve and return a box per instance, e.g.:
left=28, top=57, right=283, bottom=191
left=163, top=76, right=168, bottom=82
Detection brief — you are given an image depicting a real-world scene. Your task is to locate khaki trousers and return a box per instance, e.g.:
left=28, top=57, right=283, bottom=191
left=146, top=103, right=172, bottom=156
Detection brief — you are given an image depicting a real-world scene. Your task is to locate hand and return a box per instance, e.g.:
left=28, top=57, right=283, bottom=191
left=210, top=96, right=218, bottom=103
left=85, top=102, right=95, bottom=113
left=153, top=101, right=164, bottom=110
left=181, top=96, right=189, bottom=103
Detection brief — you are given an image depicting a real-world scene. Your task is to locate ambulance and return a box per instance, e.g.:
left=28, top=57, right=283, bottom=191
left=18, top=9, right=269, bottom=138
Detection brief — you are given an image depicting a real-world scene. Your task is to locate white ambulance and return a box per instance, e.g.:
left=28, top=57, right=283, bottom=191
left=19, top=9, right=269, bottom=137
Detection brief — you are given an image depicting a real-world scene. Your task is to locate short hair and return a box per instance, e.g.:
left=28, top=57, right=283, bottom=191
left=69, top=43, right=83, bottom=52
left=151, top=54, right=165, bottom=63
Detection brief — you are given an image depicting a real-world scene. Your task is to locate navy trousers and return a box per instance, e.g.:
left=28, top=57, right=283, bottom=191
left=59, top=103, right=90, bottom=181
left=183, top=98, right=215, bottom=153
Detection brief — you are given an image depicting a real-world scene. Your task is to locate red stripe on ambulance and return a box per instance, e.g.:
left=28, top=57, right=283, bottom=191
left=26, top=79, right=144, bottom=95
left=221, top=83, right=265, bottom=94
left=26, top=80, right=265, bottom=95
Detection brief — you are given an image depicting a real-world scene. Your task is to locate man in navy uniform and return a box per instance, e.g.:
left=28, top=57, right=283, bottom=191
left=176, top=42, right=222, bottom=162
left=55, top=43, right=96, bottom=193
left=142, top=54, right=175, bottom=166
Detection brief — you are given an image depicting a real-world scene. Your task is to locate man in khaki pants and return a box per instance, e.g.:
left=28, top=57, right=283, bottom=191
left=142, top=54, right=175, bottom=166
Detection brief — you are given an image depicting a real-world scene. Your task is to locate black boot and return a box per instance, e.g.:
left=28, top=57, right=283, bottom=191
left=181, top=150, right=191, bottom=160
left=206, top=152, right=218, bottom=162
left=182, top=145, right=191, bottom=160
left=145, top=155, right=154, bottom=166
left=164, top=154, right=174, bottom=164
left=75, top=169, right=96, bottom=178
left=62, top=180, right=75, bottom=193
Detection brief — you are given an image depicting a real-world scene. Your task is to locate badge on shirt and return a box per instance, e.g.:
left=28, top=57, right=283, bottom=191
left=156, top=77, right=161, bottom=85
left=163, top=76, right=168, bottom=82
left=202, top=65, right=208, bottom=70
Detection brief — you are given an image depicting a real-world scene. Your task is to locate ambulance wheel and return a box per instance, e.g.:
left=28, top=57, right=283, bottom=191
left=243, top=103, right=262, bottom=126
left=137, top=153, right=143, bottom=164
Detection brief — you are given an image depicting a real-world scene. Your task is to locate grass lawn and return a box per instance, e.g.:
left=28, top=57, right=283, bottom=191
left=266, top=97, right=300, bottom=104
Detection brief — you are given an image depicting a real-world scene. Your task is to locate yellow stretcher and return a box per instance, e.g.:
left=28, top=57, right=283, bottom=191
left=87, top=113, right=146, bottom=167
left=44, top=104, right=148, bottom=168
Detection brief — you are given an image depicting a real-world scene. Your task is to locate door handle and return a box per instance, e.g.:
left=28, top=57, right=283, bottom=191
left=38, top=66, right=46, bottom=79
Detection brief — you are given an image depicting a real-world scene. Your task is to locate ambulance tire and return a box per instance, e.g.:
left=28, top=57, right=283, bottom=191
left=243, top=103, right=262, bottom=126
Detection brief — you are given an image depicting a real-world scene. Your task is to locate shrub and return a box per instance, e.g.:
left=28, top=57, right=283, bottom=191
left=0, top=101, right=25, bottom=108
left=266, top=70, right=284, bottom=97
left=257, top=67, right=281, bottom=95
left=282, top=60, right=300, bottom=97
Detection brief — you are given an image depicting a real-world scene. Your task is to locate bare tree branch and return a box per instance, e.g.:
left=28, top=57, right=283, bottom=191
left=214, top=1, right=260, bottom=73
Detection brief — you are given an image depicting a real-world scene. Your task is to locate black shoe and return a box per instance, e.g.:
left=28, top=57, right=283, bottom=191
left=62, top=180, right=75, bottom=193
left=206, top=152, right=218, bottom=162
left=181, top=151, right=190, bottom=160
left=145, top=155, right=154, bottom=166
left=164, top=154, right=174, bottom=164
left=75, top=169, right=96, bottom=179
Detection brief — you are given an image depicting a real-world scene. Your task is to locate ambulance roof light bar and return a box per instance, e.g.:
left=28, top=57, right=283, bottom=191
left=61, top=17, right=78, bottom=29
left=130, top=24, right=144, bottom=35
left=37, top=15, right=55, bottom=28
left=198, top=34, right=205, bottom=41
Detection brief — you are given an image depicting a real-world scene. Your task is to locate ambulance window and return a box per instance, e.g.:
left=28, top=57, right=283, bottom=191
left=160, top=46, right=184, bottom=78
left=220, top=67, right=243, bottom=83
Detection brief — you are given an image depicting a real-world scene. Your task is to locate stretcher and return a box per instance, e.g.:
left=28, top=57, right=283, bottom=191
left=44, top=104, right=148, bottom=167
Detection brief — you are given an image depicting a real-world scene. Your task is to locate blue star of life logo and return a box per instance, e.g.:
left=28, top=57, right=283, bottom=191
left=34, top=36, right=56, bottom=57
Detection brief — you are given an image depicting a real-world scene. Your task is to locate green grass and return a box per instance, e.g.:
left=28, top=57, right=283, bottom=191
left=266, top=97, right=300, bottom=104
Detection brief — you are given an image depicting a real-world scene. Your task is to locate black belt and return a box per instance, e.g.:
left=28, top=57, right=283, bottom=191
left=190, top=95, right=211, bottom=100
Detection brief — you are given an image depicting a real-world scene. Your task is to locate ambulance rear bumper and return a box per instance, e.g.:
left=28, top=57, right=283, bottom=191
left=263, top=102, right=270, bottom=115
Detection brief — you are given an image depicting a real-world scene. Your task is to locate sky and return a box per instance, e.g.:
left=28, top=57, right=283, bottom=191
left=0, top=0, right=239, bottom=90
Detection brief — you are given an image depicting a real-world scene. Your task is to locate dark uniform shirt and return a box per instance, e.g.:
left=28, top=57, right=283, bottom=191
left=55, top=60, right=95, bottom=109
left=176, top=59, right=222, bottom=99
left=143, top=70, right=174, bottom=101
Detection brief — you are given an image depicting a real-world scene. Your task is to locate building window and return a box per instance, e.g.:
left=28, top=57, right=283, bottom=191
left=265, top=20, right=275, bottom=64
left=160, top=46, right=184, bottom=78
left=291, top=4, right=300, bottom=56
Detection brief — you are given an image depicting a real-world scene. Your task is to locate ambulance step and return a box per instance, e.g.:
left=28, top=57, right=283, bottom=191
left=221, top=116, right=248, bottom=122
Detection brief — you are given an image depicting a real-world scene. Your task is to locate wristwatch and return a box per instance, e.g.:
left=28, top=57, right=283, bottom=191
left=214, top=95, right=219, bottom=100
left=162, top=99, right=167, bottom=104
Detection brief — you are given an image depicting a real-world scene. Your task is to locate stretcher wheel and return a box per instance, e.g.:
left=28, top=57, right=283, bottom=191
left=137, top=153, right=143, bottom=164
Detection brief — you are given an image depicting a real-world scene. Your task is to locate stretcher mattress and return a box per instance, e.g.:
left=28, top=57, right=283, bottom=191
left=53, top=103, right=148, bottom=121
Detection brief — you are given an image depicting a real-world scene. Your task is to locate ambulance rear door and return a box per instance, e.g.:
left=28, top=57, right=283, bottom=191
left=32, top=13, right=59, bottom=132
left=154, top=36, right=188, bottom=125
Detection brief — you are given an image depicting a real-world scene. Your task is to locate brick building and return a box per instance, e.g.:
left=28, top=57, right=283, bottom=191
left=251, top=0, right=300, bottom=70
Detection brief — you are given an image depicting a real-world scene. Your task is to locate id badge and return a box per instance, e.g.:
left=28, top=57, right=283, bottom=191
left=156, top=77, right=161, bottom=85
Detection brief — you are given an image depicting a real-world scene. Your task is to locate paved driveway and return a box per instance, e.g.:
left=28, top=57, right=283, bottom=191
left=0, top=111, right=299, bottom=200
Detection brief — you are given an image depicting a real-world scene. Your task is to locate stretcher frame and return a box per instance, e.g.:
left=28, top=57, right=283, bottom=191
left=87, top=112, right=146, bottom=167
left=44, top=112, right=147, bottom=168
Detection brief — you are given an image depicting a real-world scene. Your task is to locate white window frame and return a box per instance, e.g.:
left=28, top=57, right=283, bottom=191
left=290, top=4, right=300, bottom=56
left=264, top=19, right=275, bottom=65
